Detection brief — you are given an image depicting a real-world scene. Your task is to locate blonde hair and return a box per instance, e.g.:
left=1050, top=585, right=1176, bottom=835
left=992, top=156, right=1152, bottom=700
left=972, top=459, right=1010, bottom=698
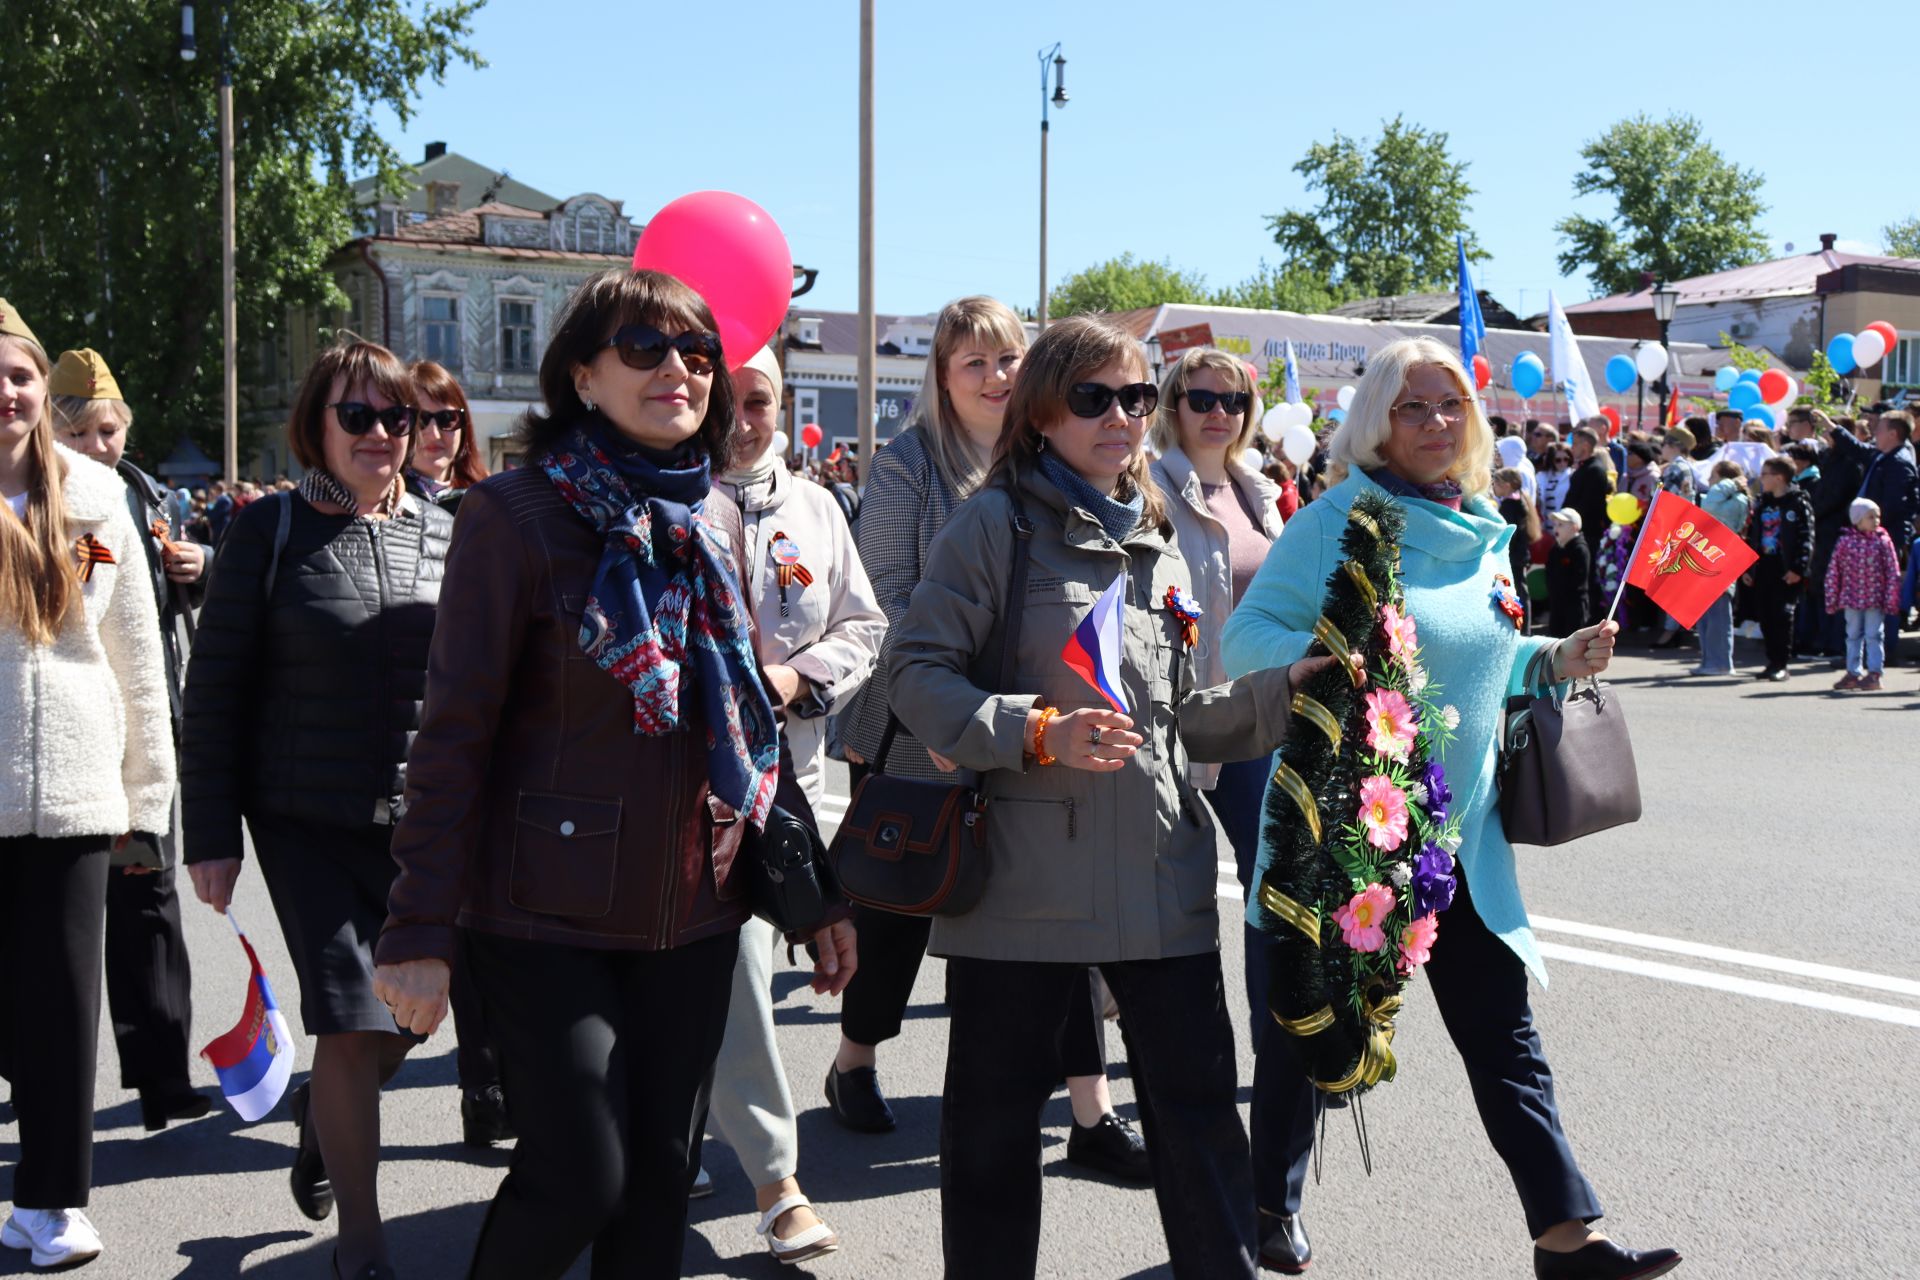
left=1493, top=466, right=1543, bottom=542
left=1150, top=347, right=1260, bottom=457
left=52, top=396, right=135, bottom=437
left=912, top=296, right=1027, bottom=498
left=987, top=315, right=1167, bottom=533
left=1327, top=336, right=1495, bottom=499
left=0, top=336, right=79, bottom=645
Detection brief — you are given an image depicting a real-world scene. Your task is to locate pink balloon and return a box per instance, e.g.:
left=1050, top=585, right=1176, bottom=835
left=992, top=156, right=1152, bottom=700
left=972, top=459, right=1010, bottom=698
left=801, top=422, right=823, bottom=449
left=633, top=191, right=792, bottom=371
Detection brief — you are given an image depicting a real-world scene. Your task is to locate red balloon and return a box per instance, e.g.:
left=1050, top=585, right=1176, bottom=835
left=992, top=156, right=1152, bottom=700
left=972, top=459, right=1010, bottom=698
left=1865, top=320, right=1899, bottom=356
left=633, top=191, right=792, bottom=372
left=1758, top=369, right=1790, bottom=404
left=1471, top=353, right=1491, bottom=389
left=800, top=422, right=823, bottom=449
left=1599, top=406, right=1621, bottom=436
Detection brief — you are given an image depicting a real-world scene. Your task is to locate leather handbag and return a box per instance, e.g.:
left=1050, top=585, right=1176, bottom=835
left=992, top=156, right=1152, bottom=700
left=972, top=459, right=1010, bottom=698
left=1499, top=647, right=1642, bottom=846
left=739, top=803, right=840, bottom=936
left=827, top=496, right=1034, bottom=917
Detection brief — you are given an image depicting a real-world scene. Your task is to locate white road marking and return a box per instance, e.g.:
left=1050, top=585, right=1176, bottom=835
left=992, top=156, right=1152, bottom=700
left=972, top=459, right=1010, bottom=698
left=1535, top=942, right=1920, bottom=1029
left=1531, top=916, right=1920, bottom=1000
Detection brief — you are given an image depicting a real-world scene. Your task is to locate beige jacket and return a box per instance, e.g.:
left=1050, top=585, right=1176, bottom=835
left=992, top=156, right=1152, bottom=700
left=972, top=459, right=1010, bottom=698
left=888, top=464, right=1294, bottom=964
left=1149, top=446, right=1285, bottom=790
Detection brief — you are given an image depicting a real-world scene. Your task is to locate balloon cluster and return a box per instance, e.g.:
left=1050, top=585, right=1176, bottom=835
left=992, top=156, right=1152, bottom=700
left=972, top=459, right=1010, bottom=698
left=1603, top=343, right=1669, bottom=394
left=1261, top=400, right=1319, bottom=466
left=1713, top=365, right=1799, bottom=428
left=1824, top=321, right=1899, bottom=375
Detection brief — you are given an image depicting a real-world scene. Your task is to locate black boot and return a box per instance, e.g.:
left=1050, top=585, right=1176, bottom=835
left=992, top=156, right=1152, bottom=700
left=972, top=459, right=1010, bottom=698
left=139, top=1084, right=213, bottom=1132
left=1064, top=1112, right=1150, bottom=1184
left=824, top=1063, right=896, bottom=1133
left=289, top=1082, right=335, bottom=1221
left=1534, top=1237, right=1681, bottom=1280
left=1258, top=1212, right=1312, bottom=1274
left=460, top=1083, right=515, bottom=1147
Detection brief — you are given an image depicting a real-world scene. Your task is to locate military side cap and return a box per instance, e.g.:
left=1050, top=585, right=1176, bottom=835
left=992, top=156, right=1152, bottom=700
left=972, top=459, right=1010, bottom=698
left=0, top=298, right=39, bottom=349
left=49, top=348, right=124, bottom=402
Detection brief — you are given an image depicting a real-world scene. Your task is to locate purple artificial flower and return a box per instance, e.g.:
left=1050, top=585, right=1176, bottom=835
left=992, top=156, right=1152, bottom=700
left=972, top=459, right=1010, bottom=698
left=1412, top=842, right=1457, bottom=916
left=1420, top=761, right=1452, bottom=825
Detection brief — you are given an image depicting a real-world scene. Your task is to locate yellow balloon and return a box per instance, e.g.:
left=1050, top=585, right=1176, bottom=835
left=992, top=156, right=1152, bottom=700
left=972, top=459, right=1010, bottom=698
left=1606, top=493, right=1643, bottom=526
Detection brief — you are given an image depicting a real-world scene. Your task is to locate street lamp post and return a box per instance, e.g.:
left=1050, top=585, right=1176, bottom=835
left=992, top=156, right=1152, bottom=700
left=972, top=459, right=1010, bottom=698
left=1651, top=283, right=1680, bottom=428
left=181, top=0, right=238, bottom=486
left=1036, top=45, right=1067, bottom=330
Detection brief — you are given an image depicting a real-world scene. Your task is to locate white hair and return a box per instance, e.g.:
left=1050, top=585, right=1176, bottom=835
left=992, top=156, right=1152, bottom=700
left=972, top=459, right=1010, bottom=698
left=1327, top=337, right=1495, bottom=499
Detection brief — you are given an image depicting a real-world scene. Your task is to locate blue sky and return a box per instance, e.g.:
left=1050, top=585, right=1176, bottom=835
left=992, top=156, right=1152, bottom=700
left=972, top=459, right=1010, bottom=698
left=371, top=0, right=1918, bottom=319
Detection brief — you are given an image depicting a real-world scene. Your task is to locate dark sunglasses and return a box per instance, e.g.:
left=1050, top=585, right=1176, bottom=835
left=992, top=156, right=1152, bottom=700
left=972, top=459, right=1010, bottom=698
left=604, top=323, right=721, bottom=375
left=1066, top=381, right=1159, bottom=420
left=418, top=408, right=467, bottom=432
left=328, top=402, right=415, bottom=436
left=1183, top=388, right=1251, bottom=416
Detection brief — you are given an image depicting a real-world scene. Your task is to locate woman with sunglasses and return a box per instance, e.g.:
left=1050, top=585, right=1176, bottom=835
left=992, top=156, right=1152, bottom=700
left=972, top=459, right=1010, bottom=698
left=1146, top=347, right=1312, bottom=1271
left=371, top=268, right=854, bottom=1280
left=406, top=360, right=489, bottom=512
left=890, top=315, right=1330, bottom=1278
left=181, top=340, right=452, bottom=1280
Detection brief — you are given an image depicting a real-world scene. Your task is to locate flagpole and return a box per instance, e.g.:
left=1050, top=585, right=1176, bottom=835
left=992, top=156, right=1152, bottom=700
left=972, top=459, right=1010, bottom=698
left=1604, top=488, right=1662, bottom=624
left=225, top=907, right=246, bottom=939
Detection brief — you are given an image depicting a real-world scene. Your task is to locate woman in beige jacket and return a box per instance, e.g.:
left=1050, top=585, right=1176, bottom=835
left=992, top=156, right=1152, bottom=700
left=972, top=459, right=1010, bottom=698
left=889, top=316, right=1327, bottom=1279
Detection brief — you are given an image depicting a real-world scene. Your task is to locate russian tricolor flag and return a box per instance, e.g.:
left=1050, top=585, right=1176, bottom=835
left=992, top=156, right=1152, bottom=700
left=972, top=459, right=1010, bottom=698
left=200, top=913, right=296, bottom=1123
left=1061, top=572, right=1131, bottom=714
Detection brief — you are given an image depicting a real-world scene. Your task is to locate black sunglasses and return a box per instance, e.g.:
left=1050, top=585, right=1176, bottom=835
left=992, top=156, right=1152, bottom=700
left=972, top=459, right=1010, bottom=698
left=1066, top=381, right=1159, bottom=420
left=1183, top=388, right=1251, bottom=416
left=604, top=323, right=721, bottom=375
left=328, top=402, right=415, bottom=437
left=418, top=408, right=466, bottom=432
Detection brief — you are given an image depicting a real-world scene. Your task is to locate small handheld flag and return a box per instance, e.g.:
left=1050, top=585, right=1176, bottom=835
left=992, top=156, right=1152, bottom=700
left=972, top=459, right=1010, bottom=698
left=200, top=911, right=296, bottom=1122
left=1619, top=490, right=1759, bottom=628
left=1282, top=340, right=1303, bottom=408
left=1061, top=572, right=1131, bottom=714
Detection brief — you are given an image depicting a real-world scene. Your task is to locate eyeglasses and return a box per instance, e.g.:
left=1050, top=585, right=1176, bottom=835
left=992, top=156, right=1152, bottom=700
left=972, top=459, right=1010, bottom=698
left=1066, top=381, right=1159, bottom=420
left=1391, top=396, right=1470, bottom=428
left=604, top=323, right=721, bottom=375
left=418, top=408, right=467, bottom=433
left=328, top=402, right=416, bottom=436
left=1183, top=389, right=1251, bottom=416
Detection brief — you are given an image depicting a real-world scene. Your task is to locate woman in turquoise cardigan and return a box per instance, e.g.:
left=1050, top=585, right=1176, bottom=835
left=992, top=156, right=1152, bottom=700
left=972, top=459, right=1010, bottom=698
left=1222, top=337, right=1681, bottom=1280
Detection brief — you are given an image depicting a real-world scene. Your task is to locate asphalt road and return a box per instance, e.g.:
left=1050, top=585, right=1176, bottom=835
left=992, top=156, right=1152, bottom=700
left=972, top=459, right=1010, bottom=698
left=4, top=643, right=1915, bottom=1279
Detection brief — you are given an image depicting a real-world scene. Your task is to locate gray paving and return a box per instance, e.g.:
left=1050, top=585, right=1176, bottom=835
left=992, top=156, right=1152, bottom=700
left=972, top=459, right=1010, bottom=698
left=4, top=646, right=1916, bottom=1278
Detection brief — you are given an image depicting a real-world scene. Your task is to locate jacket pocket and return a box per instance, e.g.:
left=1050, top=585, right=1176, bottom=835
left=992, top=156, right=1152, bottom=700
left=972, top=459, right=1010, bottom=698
left=983, top=796, right=1092, bottom=921
left=706, top=793, right=745, bottom=902
left=508, top=791, right=622, bottom=918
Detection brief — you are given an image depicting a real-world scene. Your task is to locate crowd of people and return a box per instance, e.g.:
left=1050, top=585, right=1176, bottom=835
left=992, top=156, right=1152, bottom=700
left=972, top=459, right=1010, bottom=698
left=21, top=266, right=1867, bottom=1278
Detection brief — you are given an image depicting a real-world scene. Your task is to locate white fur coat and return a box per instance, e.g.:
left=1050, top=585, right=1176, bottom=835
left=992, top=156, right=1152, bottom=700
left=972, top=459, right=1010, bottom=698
left=0, top=443, right=175, bottom=838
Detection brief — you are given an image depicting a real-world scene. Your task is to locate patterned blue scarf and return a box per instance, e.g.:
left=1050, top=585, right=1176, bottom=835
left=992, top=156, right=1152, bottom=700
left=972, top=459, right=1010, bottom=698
left=538, top=420, right=778, bottom=828
left=1040, top=452, right=1144, bottom=542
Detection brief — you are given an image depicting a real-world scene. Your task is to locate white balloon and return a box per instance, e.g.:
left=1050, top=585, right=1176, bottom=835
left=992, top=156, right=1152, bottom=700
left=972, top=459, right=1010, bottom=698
left=771, top=430, right=790, bottom=456
left=1281, top=421, right=1316, bottom=467
left=1291, top=402, right=1315, bottom=429
left=1240, top=448, right=1266, bottom=472
left=1336, top=385, right=1356, bottom=411
left=1634, top=343, right=1668, bottom=383
left=1853, top=328, right=1888, bottom=367
left=1261, top=412, right=1286, bottom=443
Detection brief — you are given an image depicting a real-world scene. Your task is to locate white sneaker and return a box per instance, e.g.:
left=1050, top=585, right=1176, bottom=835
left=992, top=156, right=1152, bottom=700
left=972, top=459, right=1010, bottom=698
left=1, top=1206, right=104, bottom=1269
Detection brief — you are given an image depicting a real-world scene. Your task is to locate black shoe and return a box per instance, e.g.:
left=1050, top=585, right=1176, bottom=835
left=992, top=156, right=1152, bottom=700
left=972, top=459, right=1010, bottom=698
left=289, top=1083, right=335, bottom=1221
left=1064, top=1112, right=1150, bottom=1184
left=1533, top=1237, right=1681, bottom=1280
left=824, top=1063, right=896, bottom=1133
left=1258, top=1212, right=1312, bottom=1274
left=460, top=1083, right=515, bottom=1147
left=139, top=1085, right=213, bottom=1131
left=1765, top=668, right=1788, bottom=682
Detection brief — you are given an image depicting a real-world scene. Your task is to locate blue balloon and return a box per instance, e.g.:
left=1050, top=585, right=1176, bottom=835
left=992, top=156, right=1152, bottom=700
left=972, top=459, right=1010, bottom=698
left=1327, top=407, right=1346, bottom=422
left=1515, top=350, right=1545, bottom=371
left=1737, top=368, right=1762, bottom=385
left=1511, top=359, right=1545, bottom=399
left=1605, top=353, right=1638, bottom=393
left=1826, top=333, right=1857, bottom=375
left=1714, top=366, right=1739, bottom=392
left=1747, top=405, right=1776, bottom=429
left=1727, top=382, right=1762, bottom=411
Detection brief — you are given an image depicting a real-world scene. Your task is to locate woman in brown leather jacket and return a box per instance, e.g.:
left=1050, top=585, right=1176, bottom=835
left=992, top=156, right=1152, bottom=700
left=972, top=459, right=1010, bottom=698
left=373, top=268, right=854, bottom=1280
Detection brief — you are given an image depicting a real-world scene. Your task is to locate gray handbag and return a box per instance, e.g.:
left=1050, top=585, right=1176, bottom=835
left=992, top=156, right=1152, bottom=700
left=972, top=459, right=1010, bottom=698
left=1498, top=647, right=1642, bottom=846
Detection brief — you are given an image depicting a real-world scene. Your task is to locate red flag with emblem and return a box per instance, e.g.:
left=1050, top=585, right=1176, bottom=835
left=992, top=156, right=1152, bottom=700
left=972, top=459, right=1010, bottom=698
left=1623, top=491, right=1758, bottom=628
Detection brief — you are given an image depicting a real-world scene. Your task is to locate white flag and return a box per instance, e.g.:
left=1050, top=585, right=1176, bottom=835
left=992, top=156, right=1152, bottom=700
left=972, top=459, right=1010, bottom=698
left=1547, top=291, right=1601, bottom=424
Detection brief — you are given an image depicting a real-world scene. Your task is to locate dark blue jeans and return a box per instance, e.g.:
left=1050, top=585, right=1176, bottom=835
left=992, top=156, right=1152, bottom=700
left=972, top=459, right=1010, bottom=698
left=1210, top=757, right=1317, bottom=1220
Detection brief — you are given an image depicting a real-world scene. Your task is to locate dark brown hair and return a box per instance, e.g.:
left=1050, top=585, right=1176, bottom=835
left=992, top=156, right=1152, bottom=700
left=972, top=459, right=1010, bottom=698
left=516, top=268, right=736, bottom=466
left=287, top=340, right=415, bottom=472
left=409, top=360, right=489, bottom=488
left=987, top=314, right=1167, bottom=533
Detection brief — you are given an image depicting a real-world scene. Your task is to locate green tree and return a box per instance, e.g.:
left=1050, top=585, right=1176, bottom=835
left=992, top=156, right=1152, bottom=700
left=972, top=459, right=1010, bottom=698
left=1555, top=114, right=1769, bottom=297
left=1884, top=216, right=1920, bottom=259
left=1212, top=260, right=1348, bottom=315
left=0, top=0, right=483, bottom=468
left=1051, top=253, right=1213, bottom=317
left=1265, top=116, right=1483, bottom=299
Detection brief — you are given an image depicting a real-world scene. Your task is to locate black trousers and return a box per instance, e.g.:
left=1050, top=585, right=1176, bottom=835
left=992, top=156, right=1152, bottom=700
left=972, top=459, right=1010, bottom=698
left=448, top=931, right=498, bottom=1091
left=943, top=951, right=1256, bottom=1280
left=463, top=928, right=738, bottom=1280
left=104, top=865, right=196, bottom=1092
left=1749, top=564, right=1799, bottom=671
left=0, top=836, right=112, bottom=1208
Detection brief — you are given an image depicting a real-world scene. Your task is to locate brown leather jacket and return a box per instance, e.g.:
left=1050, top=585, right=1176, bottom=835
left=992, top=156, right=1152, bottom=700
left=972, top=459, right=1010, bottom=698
left=376, top=466, right=753, bottom=965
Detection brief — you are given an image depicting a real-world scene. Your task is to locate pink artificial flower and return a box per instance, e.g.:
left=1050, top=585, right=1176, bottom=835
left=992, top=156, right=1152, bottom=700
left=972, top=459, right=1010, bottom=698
left=1334, top=883, right=1397, bottom=953
left=1363, top=689, right=1418, bottom=762
left=1398, top=913, right=1440, bottom=973
left=1381, top=602, right=1419, bottom=659
left=1357, top=775, right=1410, bottom=852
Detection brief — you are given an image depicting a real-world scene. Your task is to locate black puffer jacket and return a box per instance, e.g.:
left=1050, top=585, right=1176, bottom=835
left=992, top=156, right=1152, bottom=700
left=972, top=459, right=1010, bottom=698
left=182, top=490, right=452, bottom=863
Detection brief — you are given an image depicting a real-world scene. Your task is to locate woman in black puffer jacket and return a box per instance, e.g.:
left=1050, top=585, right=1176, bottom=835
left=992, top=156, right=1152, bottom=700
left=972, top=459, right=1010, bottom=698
left=182, top=341, right=450, bottom=1280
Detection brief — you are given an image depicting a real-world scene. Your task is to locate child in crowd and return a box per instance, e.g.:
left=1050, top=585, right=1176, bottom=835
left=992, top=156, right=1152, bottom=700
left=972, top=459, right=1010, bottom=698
left=1825, top=498, right=1901, bottom=692
left=1657, top=427, right=1697, bottom=502
left=1543, top=508, right=1592, bottom=638
left=1740, top=457, right=1815, bottom=682
left=1691, top=460, right=1751, bottom=676
left=1493, top=467, right=1541, bottom=630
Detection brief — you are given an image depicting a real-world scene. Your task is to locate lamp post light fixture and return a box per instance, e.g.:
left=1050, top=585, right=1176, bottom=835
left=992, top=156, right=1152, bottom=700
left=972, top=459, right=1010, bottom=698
left=1036, top=43, right=1067, bottom=330
left=1650, top=282, right=1680, bottom=428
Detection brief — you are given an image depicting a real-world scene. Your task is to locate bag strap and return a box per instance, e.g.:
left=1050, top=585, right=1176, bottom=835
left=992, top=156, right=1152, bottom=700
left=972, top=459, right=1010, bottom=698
left=262, top=491, right=293, bottom=601
left=873, top=491, right=1034, bottom=775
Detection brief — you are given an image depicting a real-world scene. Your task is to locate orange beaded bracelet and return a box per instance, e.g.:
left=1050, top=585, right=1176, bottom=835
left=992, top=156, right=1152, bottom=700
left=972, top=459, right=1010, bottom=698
left=1033, top=706, right=1060, bottom=767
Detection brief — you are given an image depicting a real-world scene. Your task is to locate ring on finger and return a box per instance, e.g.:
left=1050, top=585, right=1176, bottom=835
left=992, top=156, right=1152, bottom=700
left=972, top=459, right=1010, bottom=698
left=1089, top=726, right=1103, bottom=746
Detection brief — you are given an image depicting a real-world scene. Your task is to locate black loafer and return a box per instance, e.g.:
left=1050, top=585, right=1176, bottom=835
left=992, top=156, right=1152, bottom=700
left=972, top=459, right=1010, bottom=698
left=1064, top=1112, right=1151, bottom=1184
left=824, top=1063, right=896, bottom=1133
left=1258, top=1212, right=1312, bottom=1273
left=461, top=1083, right=515, bottom=1147
left=1534, top=1238, right=1681, bottom=1280
left=289, top=1083, right=335, bottom=1221
left=140, top=1085, right=213, bottom=1132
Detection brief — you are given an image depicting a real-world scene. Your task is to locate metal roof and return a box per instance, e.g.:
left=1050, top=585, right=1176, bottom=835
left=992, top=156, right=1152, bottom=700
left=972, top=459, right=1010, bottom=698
left=1566, top=249, right=1920, bottom=314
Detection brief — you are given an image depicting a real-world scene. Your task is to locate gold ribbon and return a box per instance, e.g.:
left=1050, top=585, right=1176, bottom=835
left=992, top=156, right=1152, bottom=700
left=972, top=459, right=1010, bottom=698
left=1364, top=991, right=1404, bottom=1027
left=1258, top=884, right=1322, bottom=946
left=1348, top=508, right=1381, bottom=542
left=1270, top=762, right=1322, bottom=843
left=1341, top=560, right=1379, bottom=612
left=1313, top=1027, right=1399, bottom=1094
left=1289, top=692, right=1342, bottom=753
left=1273, top=1004, right=1334, bottom=1036
left=1313, top=616, right=1366, bottom=687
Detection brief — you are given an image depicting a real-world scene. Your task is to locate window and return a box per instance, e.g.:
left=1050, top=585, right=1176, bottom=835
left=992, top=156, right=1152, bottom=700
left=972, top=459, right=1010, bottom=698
left=1882, top=335, right=1917, bottom=392
left=422, top=295, right=461, bottom=369
left=499, top=300, right=536, bottom=373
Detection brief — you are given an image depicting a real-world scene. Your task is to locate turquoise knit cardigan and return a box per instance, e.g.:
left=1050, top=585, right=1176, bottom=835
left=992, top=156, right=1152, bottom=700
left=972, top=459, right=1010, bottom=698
left=1221, top=470, right=1561, bottom=983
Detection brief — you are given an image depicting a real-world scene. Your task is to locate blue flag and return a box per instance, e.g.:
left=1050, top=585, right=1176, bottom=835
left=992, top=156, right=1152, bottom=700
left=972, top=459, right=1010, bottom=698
left=1456, top=234, right=1486, bottom=366
left=1283, top=340, right=1302, bottom=405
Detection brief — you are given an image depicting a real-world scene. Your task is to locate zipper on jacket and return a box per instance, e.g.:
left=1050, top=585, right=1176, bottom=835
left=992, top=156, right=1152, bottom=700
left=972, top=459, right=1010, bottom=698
left=995, top=795, right=1075, bottom=837
left=27, top=647, right=42, bottom=828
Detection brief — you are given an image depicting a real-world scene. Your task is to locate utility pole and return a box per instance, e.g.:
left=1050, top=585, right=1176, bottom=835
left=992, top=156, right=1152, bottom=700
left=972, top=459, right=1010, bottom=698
left=856, top=0, right=876, bottom=484
left=220, top=51, right=237, bottom=485
left=1036, top=45, right=1067, bottom=330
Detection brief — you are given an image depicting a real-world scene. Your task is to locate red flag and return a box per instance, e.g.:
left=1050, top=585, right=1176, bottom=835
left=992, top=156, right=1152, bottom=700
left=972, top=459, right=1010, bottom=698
left=1624, top=492, right=1758, bottom=628
left=1665, top=386, right=1682, bottom=429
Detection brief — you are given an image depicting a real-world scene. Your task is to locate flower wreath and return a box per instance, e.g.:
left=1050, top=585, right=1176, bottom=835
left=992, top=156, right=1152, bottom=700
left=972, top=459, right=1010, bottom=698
left=1256, top=491, right=1462, bottom=1098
